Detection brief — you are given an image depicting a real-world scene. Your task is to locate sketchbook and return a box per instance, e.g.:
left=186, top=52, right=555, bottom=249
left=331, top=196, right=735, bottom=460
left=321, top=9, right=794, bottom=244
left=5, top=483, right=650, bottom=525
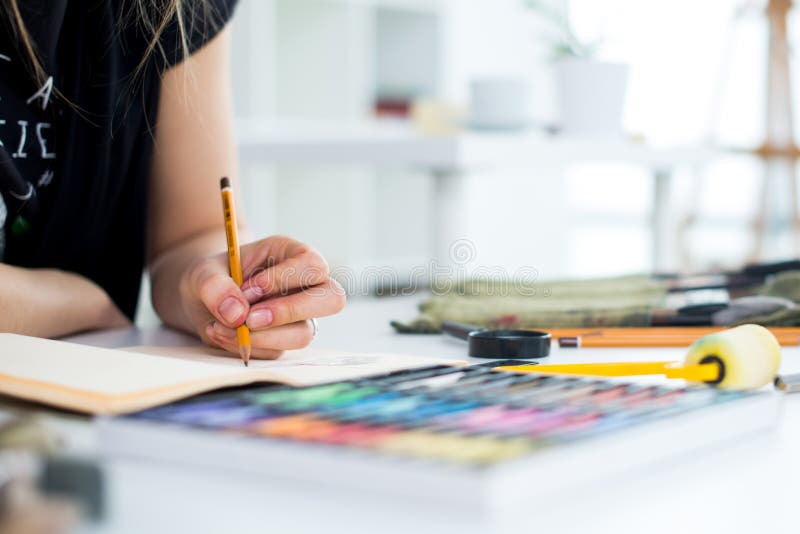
left=0, top=333, right=462, bottom=415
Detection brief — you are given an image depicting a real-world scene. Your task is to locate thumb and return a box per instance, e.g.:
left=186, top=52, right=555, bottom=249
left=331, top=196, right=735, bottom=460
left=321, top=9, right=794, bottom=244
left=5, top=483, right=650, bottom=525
left=187, top=257, right=249, bottom=328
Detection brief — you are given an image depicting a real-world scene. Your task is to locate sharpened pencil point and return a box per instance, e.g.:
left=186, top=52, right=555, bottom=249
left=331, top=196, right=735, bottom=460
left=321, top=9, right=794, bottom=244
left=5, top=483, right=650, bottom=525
left=239, top=345, right=251, bottom=367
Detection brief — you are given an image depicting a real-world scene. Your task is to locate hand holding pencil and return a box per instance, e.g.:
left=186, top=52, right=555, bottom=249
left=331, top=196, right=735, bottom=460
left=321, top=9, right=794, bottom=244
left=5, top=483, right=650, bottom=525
left=175, top=177, right=346, bottom=361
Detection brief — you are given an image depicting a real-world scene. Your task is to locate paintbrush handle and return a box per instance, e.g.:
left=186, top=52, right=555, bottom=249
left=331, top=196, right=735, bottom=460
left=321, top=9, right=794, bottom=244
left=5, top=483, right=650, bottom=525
left=497, top=361, right=720, bottom=381
left=497, top=361, right=675, bottom=376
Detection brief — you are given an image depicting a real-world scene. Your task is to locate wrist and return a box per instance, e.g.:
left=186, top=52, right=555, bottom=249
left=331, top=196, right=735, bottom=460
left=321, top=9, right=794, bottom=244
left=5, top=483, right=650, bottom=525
left=150, top=256, right=200, bottom=333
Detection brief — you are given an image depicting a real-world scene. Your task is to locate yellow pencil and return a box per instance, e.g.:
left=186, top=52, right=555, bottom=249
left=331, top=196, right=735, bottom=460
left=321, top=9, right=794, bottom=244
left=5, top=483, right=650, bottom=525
left=220, top=177, right=251, bottom=366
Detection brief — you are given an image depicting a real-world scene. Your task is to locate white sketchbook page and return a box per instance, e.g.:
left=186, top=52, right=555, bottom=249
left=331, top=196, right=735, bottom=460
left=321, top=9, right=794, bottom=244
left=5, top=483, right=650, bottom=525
left=0, top=333, right=464, bottom=399
left=0, top=334, right=249, bottom=396
left=125, top=345, right=465, bottom=387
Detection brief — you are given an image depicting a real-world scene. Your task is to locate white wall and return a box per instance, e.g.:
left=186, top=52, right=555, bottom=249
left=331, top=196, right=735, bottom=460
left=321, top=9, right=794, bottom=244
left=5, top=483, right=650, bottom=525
left=228, top=0, right=800, bottom=284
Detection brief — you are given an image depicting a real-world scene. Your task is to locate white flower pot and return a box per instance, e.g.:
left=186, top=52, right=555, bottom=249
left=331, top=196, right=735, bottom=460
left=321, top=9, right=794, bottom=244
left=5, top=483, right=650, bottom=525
left=554, top=59, right=629, bottom=137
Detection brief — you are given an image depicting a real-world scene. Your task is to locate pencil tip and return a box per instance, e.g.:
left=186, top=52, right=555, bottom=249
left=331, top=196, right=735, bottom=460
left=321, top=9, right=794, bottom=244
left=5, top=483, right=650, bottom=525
left=240, top=345, right=251, bottom=367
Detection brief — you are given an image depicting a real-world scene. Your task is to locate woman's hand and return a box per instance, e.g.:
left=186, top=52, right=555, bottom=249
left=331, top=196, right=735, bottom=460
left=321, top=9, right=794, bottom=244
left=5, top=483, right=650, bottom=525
left=178, top=235, right=346, bottom=359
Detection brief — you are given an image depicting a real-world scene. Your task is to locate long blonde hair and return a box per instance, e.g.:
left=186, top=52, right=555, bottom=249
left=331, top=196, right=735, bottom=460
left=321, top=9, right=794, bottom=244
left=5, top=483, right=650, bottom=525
left=0, top=0, right=203, bottom=90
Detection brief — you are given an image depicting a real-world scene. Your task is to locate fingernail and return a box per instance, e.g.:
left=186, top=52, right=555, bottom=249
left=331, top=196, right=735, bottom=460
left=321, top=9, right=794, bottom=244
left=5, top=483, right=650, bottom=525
left=243, top=286, right=261, bottom=303
left=247, top=308, right=273, bottom=329
left=219, top=297, right=245, bottom=324
left=213, top=322, right=236, bottom=339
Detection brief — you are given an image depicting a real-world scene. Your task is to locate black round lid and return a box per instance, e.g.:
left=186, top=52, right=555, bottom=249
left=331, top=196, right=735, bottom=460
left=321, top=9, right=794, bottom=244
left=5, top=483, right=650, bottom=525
left=467, top=329, right=551, bottom=359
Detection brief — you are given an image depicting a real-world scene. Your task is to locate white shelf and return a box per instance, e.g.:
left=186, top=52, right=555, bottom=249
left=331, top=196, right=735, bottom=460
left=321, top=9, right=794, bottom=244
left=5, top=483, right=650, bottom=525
left=236, top=119, right=716, bottom=170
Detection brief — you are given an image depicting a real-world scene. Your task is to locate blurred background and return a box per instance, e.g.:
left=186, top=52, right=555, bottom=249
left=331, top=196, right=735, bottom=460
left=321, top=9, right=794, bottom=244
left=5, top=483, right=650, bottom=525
left=140, top=0, right=800, bottom=321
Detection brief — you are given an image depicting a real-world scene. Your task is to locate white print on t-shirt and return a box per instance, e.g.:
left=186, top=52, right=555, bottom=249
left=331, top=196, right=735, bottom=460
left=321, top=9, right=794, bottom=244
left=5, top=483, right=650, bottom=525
left=12, top=120, right=26, bottom=158
left=37, top=170, right=54, bottom=187
left=36, top=123, right=55, bottom=159
left=0, top=119, right=56, bottom=162
left=26, top=77, right=53, bottom=110
left=0, top=53, right=58, bottom=199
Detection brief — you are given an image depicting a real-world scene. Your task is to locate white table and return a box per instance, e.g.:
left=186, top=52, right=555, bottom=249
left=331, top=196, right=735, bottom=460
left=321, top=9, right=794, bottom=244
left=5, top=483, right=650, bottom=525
left=237, top=120, right=713, bottom=269
left=27, top=295, right=800, bottom=534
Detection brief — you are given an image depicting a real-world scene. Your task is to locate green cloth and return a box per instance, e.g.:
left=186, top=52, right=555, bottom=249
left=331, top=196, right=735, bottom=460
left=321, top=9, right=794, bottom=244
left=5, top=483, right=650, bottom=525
left=731, top=307, right=800, bottom=327
left=392, top=275, right=668, bottom=333
left=734, top=271, right=800, bottom=326
left=391, top=271, right=800, bottom=334
left=759, top=271, right=800, bottom=302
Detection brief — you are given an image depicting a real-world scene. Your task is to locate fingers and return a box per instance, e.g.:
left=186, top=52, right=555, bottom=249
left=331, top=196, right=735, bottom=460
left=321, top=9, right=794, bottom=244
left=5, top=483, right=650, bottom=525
left=242, top=244, right=329, bottom=303
left=206, top=279, right=344, bottom=357
left=183, top=257, right=249, bottom=328
left=245, top=278, right=345, bottom=330
left=239, top=235, right=311, bottom=279
left=211, top=320, right=315, bottom=352
left=185, top=236, right=345, bottom=359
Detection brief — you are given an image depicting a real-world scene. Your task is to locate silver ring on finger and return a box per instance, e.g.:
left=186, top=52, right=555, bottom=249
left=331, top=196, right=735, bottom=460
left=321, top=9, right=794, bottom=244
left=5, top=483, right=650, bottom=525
left=310, top=318, right=319, bottom=338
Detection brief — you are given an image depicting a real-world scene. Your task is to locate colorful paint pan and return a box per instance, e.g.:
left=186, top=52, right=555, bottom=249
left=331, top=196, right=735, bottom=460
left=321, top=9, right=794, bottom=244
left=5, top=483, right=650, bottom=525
left=132, top=360, right=758, bottom=467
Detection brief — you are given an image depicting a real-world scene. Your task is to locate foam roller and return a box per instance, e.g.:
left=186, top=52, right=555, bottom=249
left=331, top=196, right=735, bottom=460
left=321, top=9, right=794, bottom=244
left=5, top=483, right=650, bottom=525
left=683, top=324, right=781, bottom=389
left=497, top=324, right=782, bottom=391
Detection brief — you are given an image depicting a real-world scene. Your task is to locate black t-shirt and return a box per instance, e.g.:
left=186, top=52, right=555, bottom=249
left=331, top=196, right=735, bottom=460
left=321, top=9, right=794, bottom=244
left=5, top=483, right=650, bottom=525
left=0, top=0, right=237, bottom=319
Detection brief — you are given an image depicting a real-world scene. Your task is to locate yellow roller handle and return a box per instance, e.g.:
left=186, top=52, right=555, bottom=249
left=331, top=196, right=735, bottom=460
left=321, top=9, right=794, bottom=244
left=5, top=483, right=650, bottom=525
left=496, top=361, right=720, bottom=382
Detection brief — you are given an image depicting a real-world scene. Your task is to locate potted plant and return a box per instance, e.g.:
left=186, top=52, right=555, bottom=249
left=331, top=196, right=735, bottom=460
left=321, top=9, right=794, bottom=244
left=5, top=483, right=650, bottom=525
left=524, top=0, right=629, bottom=137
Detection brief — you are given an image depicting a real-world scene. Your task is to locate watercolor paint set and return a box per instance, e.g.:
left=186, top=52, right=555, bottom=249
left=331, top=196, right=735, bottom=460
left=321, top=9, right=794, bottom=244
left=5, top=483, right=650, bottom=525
left=99, top=361, right=778, bottom=506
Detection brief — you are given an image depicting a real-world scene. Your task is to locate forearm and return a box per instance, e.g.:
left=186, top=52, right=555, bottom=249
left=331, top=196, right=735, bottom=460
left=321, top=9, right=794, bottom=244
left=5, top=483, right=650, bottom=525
left=0, top=264, right=127, bottom=337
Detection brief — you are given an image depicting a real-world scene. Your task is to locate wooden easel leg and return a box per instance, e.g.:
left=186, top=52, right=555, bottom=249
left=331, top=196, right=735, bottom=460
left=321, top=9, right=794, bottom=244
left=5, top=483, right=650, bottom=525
left=790, top=161, right=800, bottom=254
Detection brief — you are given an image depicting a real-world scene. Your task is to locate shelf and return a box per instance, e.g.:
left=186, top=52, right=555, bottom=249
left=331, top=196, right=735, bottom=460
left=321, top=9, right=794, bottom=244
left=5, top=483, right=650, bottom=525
left=236, top=119, right=717, bottom=170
